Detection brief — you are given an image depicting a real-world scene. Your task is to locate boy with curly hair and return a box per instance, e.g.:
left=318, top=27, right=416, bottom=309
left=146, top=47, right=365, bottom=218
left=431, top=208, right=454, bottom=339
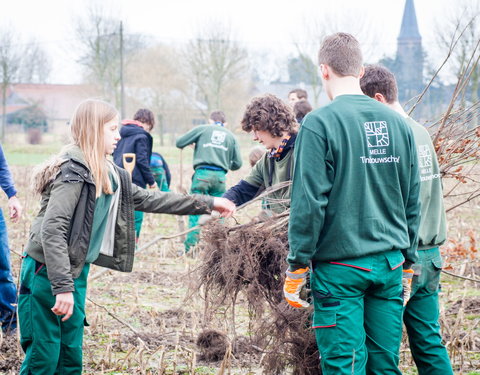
left=223, top=94, right=297, bottom=213
left=223, top=94, right=297, bottom=214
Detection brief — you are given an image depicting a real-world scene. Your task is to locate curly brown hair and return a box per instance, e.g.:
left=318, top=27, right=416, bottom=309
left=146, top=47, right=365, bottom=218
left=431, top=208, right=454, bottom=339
left=241, top=94, right=297, bottom=137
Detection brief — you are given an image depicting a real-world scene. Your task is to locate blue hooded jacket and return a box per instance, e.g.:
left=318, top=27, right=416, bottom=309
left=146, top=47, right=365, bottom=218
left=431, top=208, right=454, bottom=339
left=113, top=122, right=154, bottom=188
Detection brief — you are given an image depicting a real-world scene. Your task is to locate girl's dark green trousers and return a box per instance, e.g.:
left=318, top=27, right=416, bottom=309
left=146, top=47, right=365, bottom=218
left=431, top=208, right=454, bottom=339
left=18, top=255, right=89, bottom=375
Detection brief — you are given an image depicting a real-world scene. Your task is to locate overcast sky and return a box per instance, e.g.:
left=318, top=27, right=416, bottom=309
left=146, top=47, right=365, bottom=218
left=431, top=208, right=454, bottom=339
left=0, top=0, right=467, bottom=83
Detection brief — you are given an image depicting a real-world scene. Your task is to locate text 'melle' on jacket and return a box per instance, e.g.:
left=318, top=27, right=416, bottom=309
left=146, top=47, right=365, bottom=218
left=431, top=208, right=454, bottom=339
left=175, top=124, right=242, bottom=172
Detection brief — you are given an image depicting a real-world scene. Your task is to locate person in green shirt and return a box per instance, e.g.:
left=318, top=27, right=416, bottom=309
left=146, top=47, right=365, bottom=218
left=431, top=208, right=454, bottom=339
left=360, top=64, right=453, bottom=375
left=284, top=33, right=421, bottom=375
left=223, top=94, right=297, bottom=214
left=176, top=111, right=242, bottom=252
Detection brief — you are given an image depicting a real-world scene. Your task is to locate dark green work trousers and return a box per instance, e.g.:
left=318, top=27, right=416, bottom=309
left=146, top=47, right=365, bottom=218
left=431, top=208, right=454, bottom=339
left=134, top=210, right=144, bottom=240
left=184, top=168, right=226, bottom=252
left=18, top=255, right=89, bottom=375
left=404, top=247, right=453, bottom=375
left=311, top=250, right=405, bottom=375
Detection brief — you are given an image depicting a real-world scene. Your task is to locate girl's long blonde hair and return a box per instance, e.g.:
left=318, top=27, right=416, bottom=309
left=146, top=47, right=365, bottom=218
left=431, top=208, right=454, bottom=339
left=70, top=99, right=118, bottom=197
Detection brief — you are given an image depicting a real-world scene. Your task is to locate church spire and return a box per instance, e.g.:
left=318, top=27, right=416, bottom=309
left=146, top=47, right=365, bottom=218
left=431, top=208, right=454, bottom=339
left=394, top=0, right=424, bottom=103
left=398, top=0, right=421, bottom=41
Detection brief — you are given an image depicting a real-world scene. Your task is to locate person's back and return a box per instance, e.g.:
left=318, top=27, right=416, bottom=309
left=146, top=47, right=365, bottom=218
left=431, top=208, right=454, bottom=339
left=176, top=110, right=242, bottom=253
left=113, top=108, right=156, bottom=240
left=406, top=118, right=446, bottom=248
left=284, top=33, right=421, bottom=375
left=290, top=95, right=419, bottom=264
left=113, top=120, right=154, bottom=189
left=150, top=152, right=171, bottom=192
left=176, top=124, right=242, bottom=172
left=360, top=63, right=452, bottom=375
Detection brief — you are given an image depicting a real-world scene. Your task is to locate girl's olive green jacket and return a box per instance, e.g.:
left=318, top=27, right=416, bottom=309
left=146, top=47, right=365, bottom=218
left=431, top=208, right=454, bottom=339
left=26, top=145, right=213, bottom=295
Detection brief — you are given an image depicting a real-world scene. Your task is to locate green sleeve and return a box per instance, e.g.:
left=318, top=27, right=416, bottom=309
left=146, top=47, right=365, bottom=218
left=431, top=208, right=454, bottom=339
left=230, top=139, right=243, bottom=171
left=403, top=129, right=421, bottom=267
left=176, top=127, right=200, bottom=149
left=287, top=126, right=334, bottom=270
left=244, top=155, right=266, bottom=187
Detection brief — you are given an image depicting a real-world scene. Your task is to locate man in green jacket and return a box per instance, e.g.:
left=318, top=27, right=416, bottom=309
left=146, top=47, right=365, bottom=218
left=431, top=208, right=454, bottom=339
left=360, top=64, right=453, bottom=375
left=284, top=33, right=421, bottom=375
left=176, top=111, right=242, bottom=252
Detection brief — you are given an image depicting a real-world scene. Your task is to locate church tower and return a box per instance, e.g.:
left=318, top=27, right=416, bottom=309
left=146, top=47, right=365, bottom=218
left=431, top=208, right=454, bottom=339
left=395, top=0, right=424, bottom=103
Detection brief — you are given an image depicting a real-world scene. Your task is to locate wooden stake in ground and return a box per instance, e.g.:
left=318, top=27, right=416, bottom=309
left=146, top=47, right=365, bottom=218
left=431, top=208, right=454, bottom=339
left=176, top=149, right=187, bottom=242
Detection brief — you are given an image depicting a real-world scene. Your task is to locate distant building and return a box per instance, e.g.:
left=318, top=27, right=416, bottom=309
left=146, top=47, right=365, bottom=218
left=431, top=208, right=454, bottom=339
left=394, top=0, right=424, bottom=103
left=2, top=83, right=95, bottom=133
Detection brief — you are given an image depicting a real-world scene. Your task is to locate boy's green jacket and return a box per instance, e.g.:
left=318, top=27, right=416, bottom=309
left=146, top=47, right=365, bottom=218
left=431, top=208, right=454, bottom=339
left=287, top=95, right=421, bottom=270
left=176, top=124, right=242, bottom=172
left=405, top=117, right=446, bottom=249
left=26, top=145, right=213, bottom=295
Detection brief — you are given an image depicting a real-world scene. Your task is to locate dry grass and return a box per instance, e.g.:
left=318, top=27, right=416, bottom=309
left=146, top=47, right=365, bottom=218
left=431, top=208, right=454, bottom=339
left=0, top=162, right=479, bottom=374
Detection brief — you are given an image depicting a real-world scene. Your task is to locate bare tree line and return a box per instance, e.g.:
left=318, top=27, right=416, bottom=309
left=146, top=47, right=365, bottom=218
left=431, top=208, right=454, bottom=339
left=0, top=1, right=478, bottom=145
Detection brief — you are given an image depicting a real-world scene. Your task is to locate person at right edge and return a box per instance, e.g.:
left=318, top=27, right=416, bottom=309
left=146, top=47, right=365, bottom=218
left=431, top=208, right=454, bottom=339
left=361, top=64, right=453, bottom=375
left=284, top=33, right=421, bottom=375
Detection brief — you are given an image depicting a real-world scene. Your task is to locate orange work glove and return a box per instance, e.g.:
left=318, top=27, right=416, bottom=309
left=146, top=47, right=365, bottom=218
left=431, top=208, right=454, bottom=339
left=283, top=267, right=310, bottom=308
left=402, top=268, right=414, bottom=306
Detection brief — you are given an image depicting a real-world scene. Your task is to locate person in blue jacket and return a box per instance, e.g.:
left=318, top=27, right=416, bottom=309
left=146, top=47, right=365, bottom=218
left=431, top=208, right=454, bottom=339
left=0, top=144, right=22, bottom=334
left=113, top=108, right=156, bottom=239
left=150, top=151, right=171, bottom=192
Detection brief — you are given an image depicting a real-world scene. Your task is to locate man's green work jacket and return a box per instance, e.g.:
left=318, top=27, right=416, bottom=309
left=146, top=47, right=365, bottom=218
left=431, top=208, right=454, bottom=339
left=288, top=95, right=421, bottom=270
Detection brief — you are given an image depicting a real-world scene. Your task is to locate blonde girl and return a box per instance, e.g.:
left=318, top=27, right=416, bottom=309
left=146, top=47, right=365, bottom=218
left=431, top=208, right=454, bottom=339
left=18, top=99, right=234, bottom=374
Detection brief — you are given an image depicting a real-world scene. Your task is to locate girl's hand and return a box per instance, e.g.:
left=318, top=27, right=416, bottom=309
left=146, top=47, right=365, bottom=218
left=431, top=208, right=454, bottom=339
left=212, top=197, right=236, bottom=218
left=52, top=292, right=74, bottom=321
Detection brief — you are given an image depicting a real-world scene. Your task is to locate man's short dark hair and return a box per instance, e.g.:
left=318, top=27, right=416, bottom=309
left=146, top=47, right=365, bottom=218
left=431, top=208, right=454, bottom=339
left=133, top=108, right=155, bottom=129
left=293, top=100, right=313, bottom=123
left=318, top=32, right=363, bottom=77
left=360, top=64, right=398, bottom=104
left=241, top=94, right=297, bottom=137
left=210, top=110, right=226, bottom=124
left=288, top=88, right=308, bottom=100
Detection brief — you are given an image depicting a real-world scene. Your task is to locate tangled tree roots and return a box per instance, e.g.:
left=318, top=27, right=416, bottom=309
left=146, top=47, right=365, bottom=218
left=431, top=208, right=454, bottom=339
left=196, top=329, right=228, bottom=361
left=259, top=304, right=320, bottom=374
left=198, top=218, right=289, bottom=313
left=197, top=218, right=321, bottom=373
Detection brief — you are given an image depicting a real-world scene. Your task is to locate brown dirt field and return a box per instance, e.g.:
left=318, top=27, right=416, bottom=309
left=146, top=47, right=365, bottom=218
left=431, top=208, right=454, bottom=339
left=1, top=164, right=479, bottom=374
